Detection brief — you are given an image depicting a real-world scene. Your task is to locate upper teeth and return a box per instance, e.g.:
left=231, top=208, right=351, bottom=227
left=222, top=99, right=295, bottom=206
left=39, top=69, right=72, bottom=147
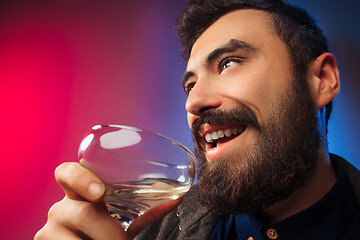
left=204, top=127, right=245, bottom=143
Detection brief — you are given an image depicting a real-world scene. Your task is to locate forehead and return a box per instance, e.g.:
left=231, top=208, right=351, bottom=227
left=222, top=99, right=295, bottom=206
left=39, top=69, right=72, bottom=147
left=188, top=9, right=282, bottom=65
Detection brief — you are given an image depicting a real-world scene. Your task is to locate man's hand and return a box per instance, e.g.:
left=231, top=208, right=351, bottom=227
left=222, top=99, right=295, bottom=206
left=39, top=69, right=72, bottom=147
left=34, top=162, right=181, bottom=240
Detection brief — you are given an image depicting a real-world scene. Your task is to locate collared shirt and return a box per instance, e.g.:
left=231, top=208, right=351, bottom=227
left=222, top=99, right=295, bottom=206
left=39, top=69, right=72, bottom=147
left=211, top=156, right=360, bottom=240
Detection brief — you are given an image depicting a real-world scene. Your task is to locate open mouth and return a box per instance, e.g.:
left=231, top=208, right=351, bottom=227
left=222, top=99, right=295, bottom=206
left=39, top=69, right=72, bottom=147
left=203, top=125, right=247, bottom=149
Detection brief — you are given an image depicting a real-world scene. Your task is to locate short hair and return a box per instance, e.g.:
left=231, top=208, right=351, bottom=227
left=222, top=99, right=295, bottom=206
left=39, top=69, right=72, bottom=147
left=176, top=0, right=332, bottom=131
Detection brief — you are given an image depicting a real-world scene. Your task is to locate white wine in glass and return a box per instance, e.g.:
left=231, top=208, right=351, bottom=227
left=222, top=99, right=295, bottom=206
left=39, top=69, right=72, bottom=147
left=78, top=124, right=196, bottom=230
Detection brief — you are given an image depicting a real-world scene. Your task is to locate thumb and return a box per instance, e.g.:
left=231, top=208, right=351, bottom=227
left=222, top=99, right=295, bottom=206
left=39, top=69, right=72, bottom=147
left=126, top=197, right=183, bottom=239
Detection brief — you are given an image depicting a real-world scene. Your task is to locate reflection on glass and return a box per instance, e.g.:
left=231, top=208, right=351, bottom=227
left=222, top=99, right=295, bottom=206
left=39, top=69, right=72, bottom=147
left=78, top=124, right=196, bottom=230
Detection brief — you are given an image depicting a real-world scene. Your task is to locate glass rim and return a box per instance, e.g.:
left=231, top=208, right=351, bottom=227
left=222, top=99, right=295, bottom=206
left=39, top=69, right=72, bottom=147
left=90, top=124, right=195, bottom=160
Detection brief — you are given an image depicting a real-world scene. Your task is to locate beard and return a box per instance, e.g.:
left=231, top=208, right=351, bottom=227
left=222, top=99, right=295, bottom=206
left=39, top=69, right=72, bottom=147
left=192, top=78, right=323, bottom=215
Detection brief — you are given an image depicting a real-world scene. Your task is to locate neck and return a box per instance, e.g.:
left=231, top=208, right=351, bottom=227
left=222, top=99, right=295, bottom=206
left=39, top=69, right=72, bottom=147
left=263, top=149, right=337, bottom=224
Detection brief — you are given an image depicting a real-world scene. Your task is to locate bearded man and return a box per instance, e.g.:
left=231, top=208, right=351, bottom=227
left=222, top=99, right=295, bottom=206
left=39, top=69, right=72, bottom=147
left=35, top=0, right=360, bottom=239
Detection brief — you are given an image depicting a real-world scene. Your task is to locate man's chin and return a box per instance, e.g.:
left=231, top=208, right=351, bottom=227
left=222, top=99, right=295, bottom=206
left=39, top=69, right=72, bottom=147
left=195, top=139, right=318, bottom=215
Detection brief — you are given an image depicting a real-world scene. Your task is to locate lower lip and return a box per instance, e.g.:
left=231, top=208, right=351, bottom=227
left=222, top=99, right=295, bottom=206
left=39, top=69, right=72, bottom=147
left=205, top=130, right=247, bottom=161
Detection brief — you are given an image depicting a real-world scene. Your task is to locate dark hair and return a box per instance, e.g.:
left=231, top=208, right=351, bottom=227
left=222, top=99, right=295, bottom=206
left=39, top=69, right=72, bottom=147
left=176, top=0, right=332, bottom=132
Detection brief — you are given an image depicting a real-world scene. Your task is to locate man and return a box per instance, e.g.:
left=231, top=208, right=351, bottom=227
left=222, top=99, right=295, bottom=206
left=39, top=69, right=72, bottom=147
left=35, top=0, right=360, bottom=239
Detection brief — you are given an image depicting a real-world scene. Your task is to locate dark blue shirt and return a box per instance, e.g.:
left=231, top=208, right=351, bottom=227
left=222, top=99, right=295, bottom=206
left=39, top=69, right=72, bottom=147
left=211, top=156, right=360, bottom=239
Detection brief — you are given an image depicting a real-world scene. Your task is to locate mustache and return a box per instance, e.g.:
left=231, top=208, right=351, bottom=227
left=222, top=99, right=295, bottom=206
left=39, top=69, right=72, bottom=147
left=191, top=106, right=261, bottom=139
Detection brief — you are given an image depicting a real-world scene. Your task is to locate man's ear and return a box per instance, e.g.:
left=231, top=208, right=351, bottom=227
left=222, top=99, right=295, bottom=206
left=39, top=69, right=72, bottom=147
left=308, top=52, right=340, bottom=110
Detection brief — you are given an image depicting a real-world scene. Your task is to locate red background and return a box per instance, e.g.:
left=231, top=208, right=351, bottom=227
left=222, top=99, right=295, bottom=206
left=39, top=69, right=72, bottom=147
left=0, top=0, right=359, bottom=239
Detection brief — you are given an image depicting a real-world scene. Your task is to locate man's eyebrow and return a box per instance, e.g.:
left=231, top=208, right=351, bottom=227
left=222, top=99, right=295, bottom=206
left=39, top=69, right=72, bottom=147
left=205, top=39, right=256, bottom=64
left=182, top=39, right=256, bottom=90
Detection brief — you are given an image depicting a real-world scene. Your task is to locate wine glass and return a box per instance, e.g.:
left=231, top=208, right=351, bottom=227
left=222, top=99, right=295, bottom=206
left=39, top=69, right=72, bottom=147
left=78, top=124, right=196, bottom=230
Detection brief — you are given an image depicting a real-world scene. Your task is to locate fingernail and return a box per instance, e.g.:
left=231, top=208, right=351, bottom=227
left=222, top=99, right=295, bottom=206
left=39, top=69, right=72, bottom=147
left=88, top=182, right=104, bottom=199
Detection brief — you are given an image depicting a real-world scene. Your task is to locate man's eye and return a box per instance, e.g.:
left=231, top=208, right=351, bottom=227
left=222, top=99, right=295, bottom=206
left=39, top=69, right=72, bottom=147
left=184, top=82, right=195, bottom=94
left=218, top=57, right=243, bottom=72
left=222, top=60, right=237, bottom=69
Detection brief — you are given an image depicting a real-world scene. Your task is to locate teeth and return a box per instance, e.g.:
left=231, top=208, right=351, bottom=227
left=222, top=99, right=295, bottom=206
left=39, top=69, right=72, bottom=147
left=211, top=131, right=219, bottom=140
left=217, top=130, right=224, bottom=138
left=204, top=126, right=246, bottom=143
left=205, top=134, right=212, bottom=143
left=224, top=129, right=232, bottom=137
left=232, top=128, right=238, bottom=135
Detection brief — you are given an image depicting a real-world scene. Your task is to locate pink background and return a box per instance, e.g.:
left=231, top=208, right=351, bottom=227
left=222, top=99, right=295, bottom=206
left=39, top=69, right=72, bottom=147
left=0, top=0, right=359, bottom=239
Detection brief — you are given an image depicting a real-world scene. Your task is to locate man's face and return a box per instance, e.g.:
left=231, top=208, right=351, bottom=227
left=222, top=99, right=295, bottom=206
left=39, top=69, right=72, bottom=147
left=183, top=9, right=321, bottom=213
left=184, top=9, right=296, bottom=163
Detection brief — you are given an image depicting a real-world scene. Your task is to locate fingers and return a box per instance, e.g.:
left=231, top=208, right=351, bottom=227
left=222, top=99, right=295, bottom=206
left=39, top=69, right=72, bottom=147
left=35, top=196, right=129, bottom=240
left=59, top=197, right=128, bottom=240
left=55, top=162, right=105, bottom=202
left=127, top=197, right=183, bottom=239
left=41, top=162, right=181, bottom=240
left=35, top=223, right=83, bottom=240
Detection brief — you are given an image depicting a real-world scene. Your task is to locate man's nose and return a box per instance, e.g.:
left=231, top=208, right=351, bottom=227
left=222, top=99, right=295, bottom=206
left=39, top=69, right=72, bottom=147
left=185, top=78, right=221, bottom=116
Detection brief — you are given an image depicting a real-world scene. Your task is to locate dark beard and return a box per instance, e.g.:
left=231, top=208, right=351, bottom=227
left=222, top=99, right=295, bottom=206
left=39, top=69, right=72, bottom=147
left=192, top=80, right=322, bottom=215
